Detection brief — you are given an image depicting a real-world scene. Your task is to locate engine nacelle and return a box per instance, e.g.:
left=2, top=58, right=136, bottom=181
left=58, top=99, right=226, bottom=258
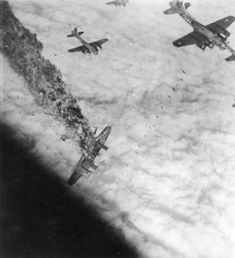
left=91, top=162, right=98, bottom=170
left=220, top=30, right=230, bottom=40
left=196, top=43, right=206, bottom=50
left=208, top=42, right=214, bottom=49
left=208, top=44, right=215, bottom=48
left=82, top=48, right=90, bottom=54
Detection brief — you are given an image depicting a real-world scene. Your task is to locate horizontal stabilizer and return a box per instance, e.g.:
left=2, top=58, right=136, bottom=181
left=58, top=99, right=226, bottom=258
left=98, top=142, right=108, bottom=150
left=184, top=2, right=191, bottom=9
left=225, top=54, right=235, bottom=61
left=67, top=31, right=83, bottom=37
left=164, top=7, right=177, bottom=15
left=67, top=27, right=82, bottom=37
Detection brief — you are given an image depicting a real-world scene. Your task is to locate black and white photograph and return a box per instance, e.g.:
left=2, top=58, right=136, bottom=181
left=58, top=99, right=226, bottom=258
left=0, top=0, right=234, bottom=257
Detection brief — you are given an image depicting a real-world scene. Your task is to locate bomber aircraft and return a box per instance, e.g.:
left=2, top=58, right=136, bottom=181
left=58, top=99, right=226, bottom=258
left=106, top=0, right=129, bottom=7
left=67, top=126, right=112, bottom=185
left=67, top=27, right=108, bottom=55
left=164, top=0, right=235, bottom=61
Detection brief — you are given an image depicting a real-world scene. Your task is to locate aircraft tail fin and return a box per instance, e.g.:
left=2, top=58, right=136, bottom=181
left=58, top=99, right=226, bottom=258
left=164, top=7, right=177, bottom=15
left=184, top=2, right=191, bottom=9
left=225, top=54, right=235, bottom=61
left=164, top=0, right=189, bottom=14
left=67, top=27, right=83, bottom=37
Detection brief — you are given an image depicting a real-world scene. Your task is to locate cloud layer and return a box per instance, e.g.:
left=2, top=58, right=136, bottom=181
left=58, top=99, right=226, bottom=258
left=2, top=0, right=235, bottom=257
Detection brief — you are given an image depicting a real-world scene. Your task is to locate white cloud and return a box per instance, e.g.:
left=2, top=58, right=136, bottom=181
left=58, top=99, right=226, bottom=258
left=2, top=0, right=235, bottom=257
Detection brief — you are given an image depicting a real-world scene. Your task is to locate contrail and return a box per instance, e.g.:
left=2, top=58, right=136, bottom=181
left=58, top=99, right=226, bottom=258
left=0, top=0, right=93, bottom=151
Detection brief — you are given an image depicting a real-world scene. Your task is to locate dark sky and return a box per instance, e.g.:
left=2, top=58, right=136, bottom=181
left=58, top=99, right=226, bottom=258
left=0, top=122, right=139, bottom=258
left=2, top=1, right=235, bottom=257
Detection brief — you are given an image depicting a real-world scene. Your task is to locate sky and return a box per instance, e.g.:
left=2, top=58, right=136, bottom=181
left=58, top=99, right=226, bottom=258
left=1, top=0, right=235, bottom=257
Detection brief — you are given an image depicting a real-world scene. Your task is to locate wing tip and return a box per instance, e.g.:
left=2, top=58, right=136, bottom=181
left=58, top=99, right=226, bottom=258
left=68, top=48, right=75, bottom=52
left=67, top=178, right=75, bottom=185
left=67, top=170, right=83, bottom=185
left=68, top=48, right=80, bottom=53
left=101, top=38, right=109, bottom=43
left=67, top=175, right=82, bottom=185
left=173, top=41, right=182, bottom=47
left=225, top=54, right=235, bottom=61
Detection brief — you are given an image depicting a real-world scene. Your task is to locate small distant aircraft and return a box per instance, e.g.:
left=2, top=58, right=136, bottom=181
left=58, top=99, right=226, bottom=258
left=164, top=0, right=235, bottom=61
left=67, top=126, right=112, bottom=185
left=106, top=0, right=129, bottom=7
left=67, top=27, right=108, bottom=55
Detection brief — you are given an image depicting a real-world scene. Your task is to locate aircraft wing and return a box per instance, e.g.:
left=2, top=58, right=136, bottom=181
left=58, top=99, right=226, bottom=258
left=106, top=1, right=123, bottom=6
left=67, top=156, right=93, bottom=185
left=106, top=1, right=118, bottom=5
left=206, top=16, right=235, bottom=33
left=68, top=45, right=86, bottom=53
left=96, top=126, right=112, bottom=145
left=90, top=38, right=108, bottom=47
left=106, top=0, right=128, bottom=5
left=173, top=31, right=208, bottom=47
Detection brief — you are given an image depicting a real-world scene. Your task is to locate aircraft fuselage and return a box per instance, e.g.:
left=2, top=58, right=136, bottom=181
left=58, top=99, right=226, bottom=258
left=171, top=2, right=235, bottom=54
left=177, top=7, right=227, bottom=50
left=75, top=34, right=98, bottom=55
